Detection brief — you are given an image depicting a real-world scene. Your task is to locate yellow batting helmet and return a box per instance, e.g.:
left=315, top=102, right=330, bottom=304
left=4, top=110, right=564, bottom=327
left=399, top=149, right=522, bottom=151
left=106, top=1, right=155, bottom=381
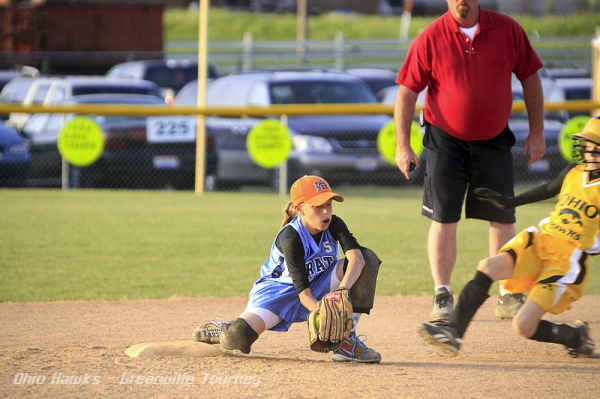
left=572, top=116, right=600, bottom=145
left=572, top=116, right=600, bottom=170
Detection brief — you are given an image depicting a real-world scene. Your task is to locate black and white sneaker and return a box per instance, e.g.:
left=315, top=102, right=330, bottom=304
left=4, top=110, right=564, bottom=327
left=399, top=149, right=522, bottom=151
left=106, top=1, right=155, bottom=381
left=495, top=293, right=527, bottom=320
left=567, top=319, right=595, bottom=358
left=419, top=323, right=462, bottom=356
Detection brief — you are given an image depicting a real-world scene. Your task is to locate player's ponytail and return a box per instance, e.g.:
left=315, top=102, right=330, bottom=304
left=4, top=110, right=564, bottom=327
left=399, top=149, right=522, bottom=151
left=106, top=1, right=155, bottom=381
left=280, top=201, right=298, bottom=229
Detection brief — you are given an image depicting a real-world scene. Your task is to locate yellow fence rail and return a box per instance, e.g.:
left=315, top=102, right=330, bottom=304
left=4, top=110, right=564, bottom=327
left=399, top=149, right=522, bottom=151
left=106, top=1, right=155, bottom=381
left=1, top=101, right=599, bottom=117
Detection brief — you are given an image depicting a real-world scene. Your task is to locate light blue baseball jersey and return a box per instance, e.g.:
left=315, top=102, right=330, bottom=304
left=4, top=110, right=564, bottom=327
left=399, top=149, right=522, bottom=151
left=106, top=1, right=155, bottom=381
left=248, top=215, right=340, bottom=331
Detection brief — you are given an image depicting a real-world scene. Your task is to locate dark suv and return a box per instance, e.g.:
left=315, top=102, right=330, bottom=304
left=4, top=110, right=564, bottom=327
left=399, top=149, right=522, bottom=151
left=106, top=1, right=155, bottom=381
left=106, top=59, right=220, bottom=97
left=177, top=70, right=405, bottom=189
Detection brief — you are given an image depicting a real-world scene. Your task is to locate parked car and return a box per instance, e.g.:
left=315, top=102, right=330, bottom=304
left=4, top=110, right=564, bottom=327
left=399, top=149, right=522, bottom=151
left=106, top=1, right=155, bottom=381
left=513, top=76, right=592, bottom=119
left=540, top=67, right=590, bottom=79
left=545, top=77, right=592, bottom=119
left=378, top=84, right=426, bottom=106
left=172, top=79, right=211, bottom=106
left=5, top=76, right=164, bottom=133
left=106, top=59, right=220, bottom=100
left=0, top=120, right=30, bottom=187
left=176, top=70, right=412, bottom=189
left=344, top=67, right=398, bottom=98
left=0, top=71, right=25, bottom=94
left=1, top=76, right=33, bottom=122
left=21, top=93, right=216, bottom=190
left=512, top=76, right=590, bottom=181
left=0, top=66, right=38, bottom=94
left=508, top=112, right=566, bottom=182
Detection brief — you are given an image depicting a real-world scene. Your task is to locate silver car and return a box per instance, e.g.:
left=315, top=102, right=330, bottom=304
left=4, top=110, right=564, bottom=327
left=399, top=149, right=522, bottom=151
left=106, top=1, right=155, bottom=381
left=177, top=70, right=408, bottom=189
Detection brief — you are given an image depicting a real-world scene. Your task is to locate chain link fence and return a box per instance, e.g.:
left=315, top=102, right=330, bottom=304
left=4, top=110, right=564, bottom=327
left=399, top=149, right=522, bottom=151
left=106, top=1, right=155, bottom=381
left=1, top=34, right=597, bottom=192
left=0, top=100, right=595, bottom=192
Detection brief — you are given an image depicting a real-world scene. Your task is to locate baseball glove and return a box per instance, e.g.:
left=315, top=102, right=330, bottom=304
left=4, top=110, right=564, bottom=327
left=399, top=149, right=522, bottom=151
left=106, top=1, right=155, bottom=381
left=307, top=287, right=353, bottom=353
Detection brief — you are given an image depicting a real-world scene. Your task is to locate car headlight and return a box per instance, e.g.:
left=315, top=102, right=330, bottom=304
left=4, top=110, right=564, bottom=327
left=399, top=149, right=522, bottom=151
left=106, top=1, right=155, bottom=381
left=292, top=135, right=333, bottom=153
left=7, top=143, right=29, bottom=155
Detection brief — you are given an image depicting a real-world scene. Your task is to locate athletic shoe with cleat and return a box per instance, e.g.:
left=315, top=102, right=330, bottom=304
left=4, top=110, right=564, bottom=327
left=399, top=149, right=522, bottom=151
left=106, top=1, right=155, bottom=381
left=419, top=323, right=462, bottom=356
left=331, top=333, right=382, bottom=363
left=566, top=319, right=595, bottom=358
left=192, top=317, right=230, bottom=345
left=495, top=293, right=527, bottom=319
left=430, top=287, right=454, bottom=324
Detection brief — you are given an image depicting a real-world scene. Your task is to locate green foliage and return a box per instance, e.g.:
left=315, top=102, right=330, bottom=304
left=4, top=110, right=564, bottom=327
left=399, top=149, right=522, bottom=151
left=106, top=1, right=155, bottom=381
left=0, top=188, right=597, bottom=302
left=512, top=12, right=600, bottom=36
left=164, top=9, right=600, bottom=42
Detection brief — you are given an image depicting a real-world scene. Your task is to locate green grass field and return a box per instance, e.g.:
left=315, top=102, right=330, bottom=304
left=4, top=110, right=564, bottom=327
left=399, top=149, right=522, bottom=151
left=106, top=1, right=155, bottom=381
left=164, top=9, right=600, bottom=41
left=0, top=188, right=597, bottom=302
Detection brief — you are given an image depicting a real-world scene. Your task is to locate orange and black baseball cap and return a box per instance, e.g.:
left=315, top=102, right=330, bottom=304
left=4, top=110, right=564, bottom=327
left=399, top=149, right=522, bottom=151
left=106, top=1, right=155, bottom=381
left=290, top=175, right=344, bottom=206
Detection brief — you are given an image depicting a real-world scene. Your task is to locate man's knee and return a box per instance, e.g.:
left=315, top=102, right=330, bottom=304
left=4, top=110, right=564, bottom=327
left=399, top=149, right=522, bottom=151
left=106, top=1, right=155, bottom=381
left=490, top=221, right=514, bottom=230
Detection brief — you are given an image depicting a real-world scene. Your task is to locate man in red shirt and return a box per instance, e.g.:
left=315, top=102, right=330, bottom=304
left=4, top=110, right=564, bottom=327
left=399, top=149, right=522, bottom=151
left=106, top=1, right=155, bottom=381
left=394, top=0, right=546, bottom=324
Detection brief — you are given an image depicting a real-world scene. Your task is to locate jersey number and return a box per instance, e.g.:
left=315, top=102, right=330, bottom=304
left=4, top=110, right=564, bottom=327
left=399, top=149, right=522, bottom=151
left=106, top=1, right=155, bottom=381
left=323, top=241, right=333, bottom=253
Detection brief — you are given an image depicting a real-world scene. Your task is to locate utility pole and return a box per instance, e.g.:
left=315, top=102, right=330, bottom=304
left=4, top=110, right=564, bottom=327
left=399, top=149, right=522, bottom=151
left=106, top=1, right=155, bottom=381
left=297, top=0, right=307, bottom=66
left=195, top=0, right=209, bottom=194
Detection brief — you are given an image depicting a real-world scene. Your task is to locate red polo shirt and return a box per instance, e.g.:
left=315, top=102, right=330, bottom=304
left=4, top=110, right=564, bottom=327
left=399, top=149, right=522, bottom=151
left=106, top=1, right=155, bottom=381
left=396, top=9, right=542, bottom=141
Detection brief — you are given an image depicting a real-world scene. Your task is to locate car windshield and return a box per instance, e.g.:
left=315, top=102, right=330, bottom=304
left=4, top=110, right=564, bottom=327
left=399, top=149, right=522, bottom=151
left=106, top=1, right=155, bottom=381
left=89, top=98, right=164, bottom=124
left=359, top=78, right=397, bottom=95
left=564, top=88, right=591, bottom=101
left=0, top=79, right=33, bottom=103
left=72, top=86, right=160, bottom=97
left=145, top=66, right=199, bottom=93
left=270, top=82, right=378, bottom=104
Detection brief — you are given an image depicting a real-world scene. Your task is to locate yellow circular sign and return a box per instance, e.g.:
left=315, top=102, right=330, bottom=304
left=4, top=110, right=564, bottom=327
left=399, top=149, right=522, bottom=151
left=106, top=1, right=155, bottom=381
left=57, top=116, right=104, bottom=167
left=246, top=119, right=292, bottom=169
left=377, top=120, right=424, bottom=165
left=559, top=116, right=590, bottom=163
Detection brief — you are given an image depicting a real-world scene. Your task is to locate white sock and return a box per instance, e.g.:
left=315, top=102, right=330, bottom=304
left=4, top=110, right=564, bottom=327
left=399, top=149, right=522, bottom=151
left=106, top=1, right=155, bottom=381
left=498, top=282, right=510, bottom=296
left=435, top=285, right=451, bottom=293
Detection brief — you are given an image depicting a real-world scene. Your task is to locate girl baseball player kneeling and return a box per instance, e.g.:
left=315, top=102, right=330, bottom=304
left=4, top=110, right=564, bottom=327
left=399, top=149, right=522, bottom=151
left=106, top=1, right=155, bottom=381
left=193, top=175, right=382, bottom=363
left=420, top=116, right=600, bottom=358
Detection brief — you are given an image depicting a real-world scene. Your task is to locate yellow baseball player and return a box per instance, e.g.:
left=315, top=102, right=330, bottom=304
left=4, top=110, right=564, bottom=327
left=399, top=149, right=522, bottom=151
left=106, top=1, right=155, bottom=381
left=419, top=116, right=600, bottom=358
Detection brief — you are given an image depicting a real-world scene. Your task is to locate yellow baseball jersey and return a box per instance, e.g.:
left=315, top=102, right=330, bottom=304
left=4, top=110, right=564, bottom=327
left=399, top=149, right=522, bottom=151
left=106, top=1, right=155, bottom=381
left=499, top=168, right=599, bottom=314
left=540, top=167, right=600, bottom=253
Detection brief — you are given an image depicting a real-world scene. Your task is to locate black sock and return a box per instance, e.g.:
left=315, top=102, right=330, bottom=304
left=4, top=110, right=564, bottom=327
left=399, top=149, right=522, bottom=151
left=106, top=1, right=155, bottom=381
left=451, top=271, right=492, bottom=338
left=529, top=320, right=581, bottom=348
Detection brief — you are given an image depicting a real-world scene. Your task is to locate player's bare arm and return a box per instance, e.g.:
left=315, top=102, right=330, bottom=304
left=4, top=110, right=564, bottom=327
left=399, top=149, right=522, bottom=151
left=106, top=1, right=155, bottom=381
left=339, top=248, right=365, bottom=289
left=394, top=85, right=420, bottom=179
left=298, top=287, right=319, bottom=312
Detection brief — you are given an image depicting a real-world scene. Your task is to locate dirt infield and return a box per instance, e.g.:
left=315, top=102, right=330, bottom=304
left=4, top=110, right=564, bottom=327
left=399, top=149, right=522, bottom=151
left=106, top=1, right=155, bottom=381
left=1, top=296, right=599, bottom=398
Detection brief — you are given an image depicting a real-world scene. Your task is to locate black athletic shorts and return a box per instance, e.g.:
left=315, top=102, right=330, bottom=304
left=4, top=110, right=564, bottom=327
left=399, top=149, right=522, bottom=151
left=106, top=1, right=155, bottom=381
left=421, top=123, right=517, bottom=224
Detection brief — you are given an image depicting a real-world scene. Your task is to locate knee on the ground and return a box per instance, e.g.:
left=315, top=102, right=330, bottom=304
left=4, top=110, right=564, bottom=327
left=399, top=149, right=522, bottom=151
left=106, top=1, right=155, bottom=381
left=221, top=318, right=259, bottom=354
